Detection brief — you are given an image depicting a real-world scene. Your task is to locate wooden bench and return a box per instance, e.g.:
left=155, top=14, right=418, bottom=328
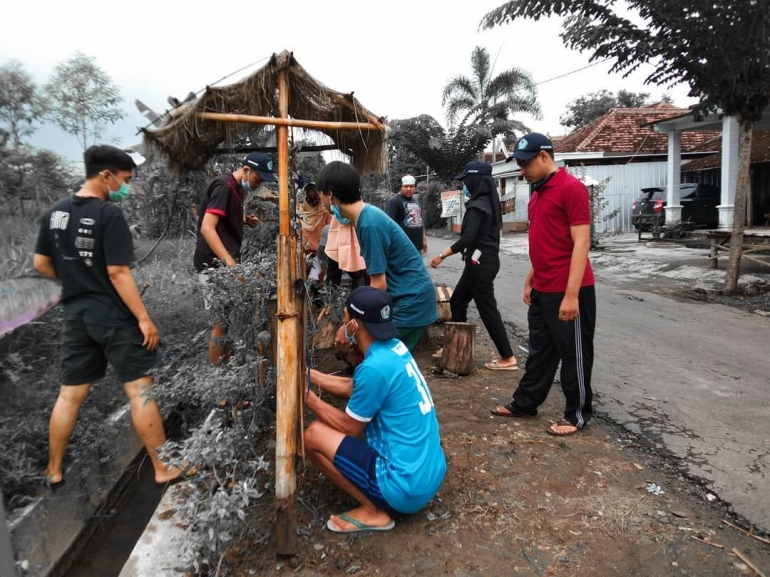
left=707, top=231, right=770, bottom=269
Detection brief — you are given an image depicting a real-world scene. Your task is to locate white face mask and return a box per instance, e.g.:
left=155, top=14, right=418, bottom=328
left=343, top=319, right=358, bottom=345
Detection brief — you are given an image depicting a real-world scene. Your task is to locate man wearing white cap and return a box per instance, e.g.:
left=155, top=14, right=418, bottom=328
left=385, top=175, right=428, bottom=254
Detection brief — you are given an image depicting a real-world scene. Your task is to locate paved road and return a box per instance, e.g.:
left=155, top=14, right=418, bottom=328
left=425, top=233, right=770, bottom=530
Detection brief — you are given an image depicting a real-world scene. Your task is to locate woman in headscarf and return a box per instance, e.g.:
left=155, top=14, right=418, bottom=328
left=300, top=182, right=332, bottom=255
left=431, top=161, right=517, bottom=370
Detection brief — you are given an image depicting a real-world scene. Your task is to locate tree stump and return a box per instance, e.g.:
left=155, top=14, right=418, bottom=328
left=435, top=285, right=453, bottom=323
left=441, top=322, right=475, bottom=375
left=311, top=318, right=338, bottom=349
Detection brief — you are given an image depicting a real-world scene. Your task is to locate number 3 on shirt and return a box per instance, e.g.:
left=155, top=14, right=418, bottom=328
left=405, top=359, right=434, bottom=415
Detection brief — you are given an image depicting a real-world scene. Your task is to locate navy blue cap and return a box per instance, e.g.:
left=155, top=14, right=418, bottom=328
left=242, top=152, right=277, bottom=183
left=506, top=132, right=554, bottom=162
left=455, top=161, right=492, bottom=180
left=346, top=286, right=399, bottom=341
left=304, top=181, right=317, bottom=191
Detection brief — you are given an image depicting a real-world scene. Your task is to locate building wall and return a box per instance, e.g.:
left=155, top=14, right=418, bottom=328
left=566, top=162, right=669, bottom=232
left=496, top=162, right=669, bottom=232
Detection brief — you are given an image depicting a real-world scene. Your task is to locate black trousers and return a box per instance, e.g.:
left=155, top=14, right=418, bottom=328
left=450, top=253, right=513, bottom=359
left=512, top=286, right=596, bottom=428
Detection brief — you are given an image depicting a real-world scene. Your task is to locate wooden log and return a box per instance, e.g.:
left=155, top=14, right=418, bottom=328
left=441, top=322, right=475, bottom=376
left=196, top=111, right=381, bottom=132
left=435, top=285, right=453, bottom=323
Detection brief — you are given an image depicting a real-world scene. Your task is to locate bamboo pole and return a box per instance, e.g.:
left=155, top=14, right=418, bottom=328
left=196, top=111, right=380, bottom=131
left=274, top=69, right=299, bottom=556
left=211, top=144, right=339, bottom=155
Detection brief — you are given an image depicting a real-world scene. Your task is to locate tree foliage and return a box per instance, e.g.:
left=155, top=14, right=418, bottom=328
left=44, top=52, right=124, bottom=150
left=0, top=60, right=43, bottom=150
left=0, top=146, right=77, bottom=216
left=388, top=115, right=489, bottom=184
left=442, top=46, right=540, bottom=144
left=482, top=0, right=770, bottom=294
left=560, top=89, right=653, bottom=129
left=482, top=1, right=770, bottom=123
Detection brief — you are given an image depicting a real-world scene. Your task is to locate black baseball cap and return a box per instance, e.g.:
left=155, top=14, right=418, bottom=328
left=455, top=161, right=492, bottom=180
left=304, top=181, right=317, bottom=192
left=345, top=286, right=399, bottom=341
left=506, top=132, right=554, bottom=162
left=242, top=152, right=277, bottom=183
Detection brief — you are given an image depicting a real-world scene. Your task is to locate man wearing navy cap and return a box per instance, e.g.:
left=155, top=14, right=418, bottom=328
left=194, top=152, right=277, bottom=364
left=490, top=133, right=596, bottom=437
left=305, top=286, right=446, bottom=533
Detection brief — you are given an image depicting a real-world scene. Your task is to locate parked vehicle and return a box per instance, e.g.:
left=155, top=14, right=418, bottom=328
left=631, top=183, right=720, bottom=230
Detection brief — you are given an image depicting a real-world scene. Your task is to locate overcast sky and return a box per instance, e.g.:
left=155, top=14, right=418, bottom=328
left=2, top=0, right=696, bottom=163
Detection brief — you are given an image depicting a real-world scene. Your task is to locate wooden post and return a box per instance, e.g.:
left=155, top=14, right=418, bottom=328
left=441, top=322, right=475, bottom=375
left=709, top=238, right=719, bottom=269
left=274, top=68, right=299, bottom=556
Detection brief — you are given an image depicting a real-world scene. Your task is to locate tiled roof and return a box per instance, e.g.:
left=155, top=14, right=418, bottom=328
left=554, top=104, right=719, bottom=155
left=682, top=130, right=770, bottom=171
left=484, top=150, right=509, bottom=163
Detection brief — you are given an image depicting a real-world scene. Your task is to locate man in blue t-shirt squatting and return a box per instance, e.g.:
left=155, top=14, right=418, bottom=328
left=304, top=286, right=446, bottom=533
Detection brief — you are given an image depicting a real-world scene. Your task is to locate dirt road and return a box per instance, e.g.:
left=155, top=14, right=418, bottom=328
left=428, top=232, right=770, bottom=533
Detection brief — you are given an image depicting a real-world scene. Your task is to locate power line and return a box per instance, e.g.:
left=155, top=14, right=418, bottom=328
left=137, top=55, right=272, bottom=133
left=533, top=58, right=611, bottom=87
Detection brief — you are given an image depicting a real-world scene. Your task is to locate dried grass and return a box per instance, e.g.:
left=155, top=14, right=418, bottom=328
left=143, top=50, right=388, bottom=176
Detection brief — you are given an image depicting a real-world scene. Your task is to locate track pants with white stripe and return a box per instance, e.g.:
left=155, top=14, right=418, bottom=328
left=511, top=286, right=596, bottom=428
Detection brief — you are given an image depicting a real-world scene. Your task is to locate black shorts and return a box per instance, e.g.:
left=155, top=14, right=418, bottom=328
left=60, top=316, right=158, bottom=385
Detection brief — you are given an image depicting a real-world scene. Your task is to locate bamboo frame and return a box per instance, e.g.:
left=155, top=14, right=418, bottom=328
left=188, top=60, right=387, bottom=560
left=273, top=69, right=300, bottom=556
left=196, top=111, right=380, bottom=131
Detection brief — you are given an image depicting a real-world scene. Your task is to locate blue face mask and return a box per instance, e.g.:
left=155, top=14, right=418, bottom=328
left=343, top=320, right=358, bottom=345
left=330, top=203, right=352, bottom=225
left=241, top=177, right=251, bottom=192
left=462, top=183, right=471, bottom=199
left=107, top=173, right=131, bottom=202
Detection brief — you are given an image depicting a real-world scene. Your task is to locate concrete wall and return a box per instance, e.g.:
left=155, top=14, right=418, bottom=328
left=8, top=405, right=145, bottom=577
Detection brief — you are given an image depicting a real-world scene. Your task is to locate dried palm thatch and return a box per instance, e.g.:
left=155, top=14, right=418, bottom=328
left=142, top=50, right=388, bottom=176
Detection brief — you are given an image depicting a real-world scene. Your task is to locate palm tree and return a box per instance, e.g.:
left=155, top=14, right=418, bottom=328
left=442, top=46, right=540, bottom=145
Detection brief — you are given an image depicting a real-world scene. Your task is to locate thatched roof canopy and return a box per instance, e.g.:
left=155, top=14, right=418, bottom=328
left=142, top=50, right=388, bottom=175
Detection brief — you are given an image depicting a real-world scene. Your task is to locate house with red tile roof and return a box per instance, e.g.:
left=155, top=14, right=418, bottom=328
left=492, top=104, right=719, bottom=231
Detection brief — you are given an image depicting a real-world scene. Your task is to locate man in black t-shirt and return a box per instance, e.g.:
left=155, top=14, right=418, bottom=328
left=193, top=152, right=276, bottom=364
left=385, top=175, right=428, bottom=255
left=34, top=145, right=186, bottom=488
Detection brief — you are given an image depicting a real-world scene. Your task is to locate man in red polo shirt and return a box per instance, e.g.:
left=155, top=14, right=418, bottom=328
left=491, top=133, right=595, bottom=436
left=194, top=152, right=276, bottom=364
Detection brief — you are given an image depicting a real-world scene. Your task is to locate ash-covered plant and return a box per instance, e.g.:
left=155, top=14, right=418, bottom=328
left=161, top=413, right=272, bottom=574
left=155, top=248, right=281, bottom=572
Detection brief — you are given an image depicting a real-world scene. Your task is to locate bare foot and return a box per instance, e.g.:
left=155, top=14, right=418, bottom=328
left=328, top=506, right=392, bottom=531
left=154, top=464, right=197, bottom=484
left=44, top=469, right=63, bottom=484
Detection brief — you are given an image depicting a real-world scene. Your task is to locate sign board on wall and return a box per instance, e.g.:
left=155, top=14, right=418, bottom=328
left=441, top=190, right=461, bottom=218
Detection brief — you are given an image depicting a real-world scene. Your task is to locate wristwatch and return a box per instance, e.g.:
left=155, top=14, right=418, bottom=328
left=439, top=252, right=446, bottom=260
